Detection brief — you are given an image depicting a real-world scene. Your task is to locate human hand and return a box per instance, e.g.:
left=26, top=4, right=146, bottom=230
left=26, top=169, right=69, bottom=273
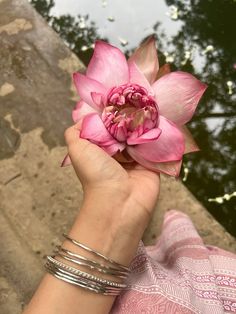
left=64, top=124, right=160, bottom=264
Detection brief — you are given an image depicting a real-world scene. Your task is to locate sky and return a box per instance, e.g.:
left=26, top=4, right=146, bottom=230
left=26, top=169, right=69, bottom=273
left=51, top=0, right=183, bottom=51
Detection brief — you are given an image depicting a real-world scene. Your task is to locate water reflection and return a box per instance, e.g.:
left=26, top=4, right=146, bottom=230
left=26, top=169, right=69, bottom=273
left=164, top=0, right=236, bottom=235
left=30, top=0, right=236, bottom=236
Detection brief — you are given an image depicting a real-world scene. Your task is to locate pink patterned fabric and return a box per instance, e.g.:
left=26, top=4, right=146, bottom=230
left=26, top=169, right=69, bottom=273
left=111, top=210, right=236, bottom=313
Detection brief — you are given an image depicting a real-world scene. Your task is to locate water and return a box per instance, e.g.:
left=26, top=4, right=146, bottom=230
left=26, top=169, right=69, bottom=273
left=30, top=0, right=236, bottom=236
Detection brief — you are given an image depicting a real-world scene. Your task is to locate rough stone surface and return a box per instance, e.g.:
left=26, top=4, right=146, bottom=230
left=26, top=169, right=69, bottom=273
left=0, top=1, right=235, bottom=313
left=0, top=0, right=84, bottom=161
left=0, top=82, right=15, bottom=96
left=0, top=18, right=32, bottom=35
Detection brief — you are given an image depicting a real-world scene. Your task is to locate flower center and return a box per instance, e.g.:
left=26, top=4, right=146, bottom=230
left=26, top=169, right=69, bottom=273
left=102, top=83, right=158, bottom=142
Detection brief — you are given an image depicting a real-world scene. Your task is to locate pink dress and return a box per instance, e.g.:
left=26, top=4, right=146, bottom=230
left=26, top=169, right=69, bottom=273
left=111, top=210, right=236, bottom=313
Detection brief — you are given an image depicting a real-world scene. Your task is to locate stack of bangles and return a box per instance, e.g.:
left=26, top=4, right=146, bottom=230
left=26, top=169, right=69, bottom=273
left=44, top=234, right=130, bottom=296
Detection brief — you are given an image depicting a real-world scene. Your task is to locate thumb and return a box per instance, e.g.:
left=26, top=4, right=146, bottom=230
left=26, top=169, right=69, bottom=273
left=64, top=124, right=115, bottom=186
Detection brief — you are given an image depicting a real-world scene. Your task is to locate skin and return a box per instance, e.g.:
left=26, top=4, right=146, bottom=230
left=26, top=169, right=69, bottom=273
left=23, top=124, right=160, bottom=314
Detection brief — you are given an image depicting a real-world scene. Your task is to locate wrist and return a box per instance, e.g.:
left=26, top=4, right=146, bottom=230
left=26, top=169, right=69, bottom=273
left=68, top=190, right=149, bottom=265
left=83, top=185, right=151, bottom=236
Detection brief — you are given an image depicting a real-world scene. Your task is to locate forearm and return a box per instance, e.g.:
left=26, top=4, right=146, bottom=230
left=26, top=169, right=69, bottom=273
left=23, top=191, right=146, bottom=314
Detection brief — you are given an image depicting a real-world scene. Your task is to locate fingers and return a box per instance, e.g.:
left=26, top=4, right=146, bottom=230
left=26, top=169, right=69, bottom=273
left=64, top=123, right=83, bottom=148
left=64, top=124, right=114, bottom=186
left=64, top=124, right=93, bottom=182
left=64, top=125, right=91, bottom=162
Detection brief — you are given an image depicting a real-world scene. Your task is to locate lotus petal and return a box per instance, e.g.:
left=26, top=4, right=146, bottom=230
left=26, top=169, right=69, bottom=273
left=180, top=125, right=200, bottom=154
left=127, top=146, right=182, bottom=177
left=91, top=92, right=105, bottom=108
left=128, top=61, right=152, bottom=93
left=72, top=101, right=98, bottom=123
left=129, top=35, right=159, bottom=84
left=80, top=113, right=119, bottom=146
left=61, top=154, right=72, bottom=167
left=156, top=63, right=171, bottom=80
left=86, top=41, right=129, bottom=88
left=73, top=72, right=106, bottom=110
left=102, top=142, right=126, bottom=155
left=127, top=128, right=161, bottom=145
left=131, top=116, right=185, bottom=162
left=152, top=71, right=207, bottom=125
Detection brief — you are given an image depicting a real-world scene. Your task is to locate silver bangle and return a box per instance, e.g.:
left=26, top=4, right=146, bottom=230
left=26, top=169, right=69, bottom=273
left=57, top=246, right=129, bottom=276
left=47, top=256, right=127, bottom=288
left=46, top=261, right=123, bottom=292
left=44, top=234, right=130, bottom=295
left=63, top=233, right=130, bottom=272
left=54, top=251, right=127, bottom=279
left=45, top=261, right=123, bottom=296
left=46, top=261, right=119, bottom=290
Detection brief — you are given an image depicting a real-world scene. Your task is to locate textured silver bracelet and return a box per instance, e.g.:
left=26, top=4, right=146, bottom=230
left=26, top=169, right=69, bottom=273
left=47, top=256, right=127, bottom=288
left=45, top=260, right=123, bottom=296
left=44, top=234, right=130, bottom=295
left=57, top=246, right=129, bottom=276
left=63, top=233, right=130, bottom=272
left=46, top=261, right=121, bottom=290
left=46, top=260, right=123, bottom=292
left=54, top=251, right=127, bottom=279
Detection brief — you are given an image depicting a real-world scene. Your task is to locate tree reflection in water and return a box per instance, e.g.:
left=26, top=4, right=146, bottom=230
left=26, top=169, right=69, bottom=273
left=30, top=0, right=236, bottom=236
left=30, top=0, right=106, bottom=65
left=164, top=0, right=236, bottom=235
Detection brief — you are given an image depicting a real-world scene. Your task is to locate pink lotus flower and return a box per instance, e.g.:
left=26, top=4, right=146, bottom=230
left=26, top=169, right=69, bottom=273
left=62, top=37, right=207, bottom=177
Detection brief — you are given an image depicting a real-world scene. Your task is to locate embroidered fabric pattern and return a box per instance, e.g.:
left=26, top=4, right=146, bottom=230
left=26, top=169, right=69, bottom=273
left=111, top=210, right=236, bottom=314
